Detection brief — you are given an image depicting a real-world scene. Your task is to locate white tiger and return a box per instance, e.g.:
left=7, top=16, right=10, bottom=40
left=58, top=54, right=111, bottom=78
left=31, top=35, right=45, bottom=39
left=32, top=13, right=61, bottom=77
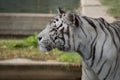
left=38, top=8, right=120, bottom=80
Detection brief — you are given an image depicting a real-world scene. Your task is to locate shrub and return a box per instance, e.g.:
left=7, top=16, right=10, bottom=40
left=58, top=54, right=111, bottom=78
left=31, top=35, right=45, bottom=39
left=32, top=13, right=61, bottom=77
left=57, top=52, right=81, bottom=63
left=24, top=33, right=38, bottom=48
left=0, top=33, right=38, bottom=48
left=100, top=0, right=120, bottom=17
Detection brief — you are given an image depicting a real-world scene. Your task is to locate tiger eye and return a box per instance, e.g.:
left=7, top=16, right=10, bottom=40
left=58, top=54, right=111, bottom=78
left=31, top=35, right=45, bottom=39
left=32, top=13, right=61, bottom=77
left=56, top=19, right=59, bottom=21
left=54, top=36, right=58, bottom=40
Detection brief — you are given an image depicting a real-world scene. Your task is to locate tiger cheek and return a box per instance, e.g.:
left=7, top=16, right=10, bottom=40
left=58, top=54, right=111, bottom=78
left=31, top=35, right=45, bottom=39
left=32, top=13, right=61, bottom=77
left=55, top=39, right=64, bottom=47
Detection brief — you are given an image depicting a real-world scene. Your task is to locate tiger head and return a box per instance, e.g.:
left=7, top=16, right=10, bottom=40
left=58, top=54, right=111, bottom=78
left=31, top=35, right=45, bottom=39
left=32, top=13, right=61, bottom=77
left=38, top=8, right=82, bottom=52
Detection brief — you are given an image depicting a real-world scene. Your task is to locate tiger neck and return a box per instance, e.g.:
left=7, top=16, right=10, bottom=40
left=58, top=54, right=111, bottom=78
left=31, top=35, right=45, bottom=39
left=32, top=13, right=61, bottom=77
left=74, top=16, right=98, bottom=62
left=74, top=26, right=92, bottom=60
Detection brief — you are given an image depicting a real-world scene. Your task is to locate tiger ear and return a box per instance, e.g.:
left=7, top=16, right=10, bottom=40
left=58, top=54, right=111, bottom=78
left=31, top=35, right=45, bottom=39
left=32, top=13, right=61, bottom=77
left=66, top=12, right=79, bottom=27
left=57, top=7, right=65, bottom=14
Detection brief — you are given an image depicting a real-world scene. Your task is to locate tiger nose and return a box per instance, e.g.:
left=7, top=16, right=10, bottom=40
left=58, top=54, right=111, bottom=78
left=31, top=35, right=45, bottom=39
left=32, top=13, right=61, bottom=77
left=38, top=37, right=42, bottom=41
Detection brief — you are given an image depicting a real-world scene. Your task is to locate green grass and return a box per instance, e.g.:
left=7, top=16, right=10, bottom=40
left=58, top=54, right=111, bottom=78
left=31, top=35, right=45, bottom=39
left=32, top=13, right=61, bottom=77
left=0, top=34, right=81, bottom=64
left=58, top=52, right=81, bottom=63
left=0, top=33, right=38, bottom=49
left=100, top=0, right=120, bottom=17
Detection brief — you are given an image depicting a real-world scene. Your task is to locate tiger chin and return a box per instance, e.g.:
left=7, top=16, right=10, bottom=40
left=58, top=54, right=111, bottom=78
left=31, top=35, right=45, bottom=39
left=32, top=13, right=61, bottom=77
left=38, top=8, right=120, bottom=80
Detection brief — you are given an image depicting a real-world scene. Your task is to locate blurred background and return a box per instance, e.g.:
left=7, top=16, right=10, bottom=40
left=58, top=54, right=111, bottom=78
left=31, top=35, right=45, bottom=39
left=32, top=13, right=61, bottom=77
left=0, top=0, right=80, bottom=37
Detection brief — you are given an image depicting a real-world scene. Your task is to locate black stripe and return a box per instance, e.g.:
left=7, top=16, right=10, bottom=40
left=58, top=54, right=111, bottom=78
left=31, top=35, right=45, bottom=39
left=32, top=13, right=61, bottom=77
left=111, top=27, right=120, bottom=50
left=83, top=16, right=98, bottom=60
left=112, top=54, right=119, bottom=79
left=75, top=16, right=87, bottom=38
left=96, top=20, right=107, bottom=65
left=72, top=31, right=75, bottom=50
left=76, top=14, right=83, bottom=24
left=100, top=18, right=110, bottom=27
left=107, top=27, right=118, bottom=48
left=50, top=28, right=57, bottom=32
left=97, top=60, right=107, bottom=75
left=103, top=65, right=112, bottom=80
left=111, top=25, right=120, bottom=42
left=59, top=14, right=62, bottom=18
left=97, top=37, right=106, bottom=65
left=75, top=15, right=87, bottom=38
left=83, top=16, right=97, bottom=30
left=90, top=42, right=97, bottom=67
left=80, top=26, right=87, bottom=38
left=50, top=35, right=54, bottom=42
left=59, top=27, right=65, bottom=45
left=67, top=26, right=71, bottom=49
left=97, top=19, right=119, bottom=79
left=102, top=20, right=118, bottom=49
left=77, top=43, right=84, bottom=57
left=59, top=23, right=63, bottom=28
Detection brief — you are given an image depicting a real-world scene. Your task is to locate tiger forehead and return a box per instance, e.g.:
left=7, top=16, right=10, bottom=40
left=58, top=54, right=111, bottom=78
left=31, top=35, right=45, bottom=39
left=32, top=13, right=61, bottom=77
left=50, top=15, right=64, bottom=24
left=54, top=15, right=63, bottom=20
left=55, top=13, right=66, bottom=20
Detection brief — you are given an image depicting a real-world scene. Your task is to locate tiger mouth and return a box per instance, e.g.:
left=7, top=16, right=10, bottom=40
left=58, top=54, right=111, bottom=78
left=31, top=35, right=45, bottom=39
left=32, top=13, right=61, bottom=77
left=39, top=43, right=54, bottom=52
left=39, top=45, right=48, bottom=52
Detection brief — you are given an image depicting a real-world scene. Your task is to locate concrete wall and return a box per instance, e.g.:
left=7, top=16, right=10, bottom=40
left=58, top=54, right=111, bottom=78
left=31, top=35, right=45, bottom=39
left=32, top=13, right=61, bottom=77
left=0, top=58, right=81, bottom=80
left=0, top=13, right=54, bottom=36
